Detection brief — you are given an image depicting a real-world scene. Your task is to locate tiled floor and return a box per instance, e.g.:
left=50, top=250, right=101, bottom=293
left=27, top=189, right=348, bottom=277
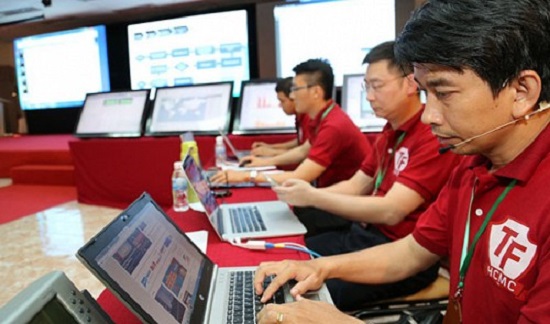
left=0, top=182, right=122, bottom=308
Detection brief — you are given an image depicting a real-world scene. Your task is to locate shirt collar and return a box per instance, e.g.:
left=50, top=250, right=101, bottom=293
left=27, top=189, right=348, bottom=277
left=381, top=105, right=425, bottom=135
left=465, top=124, right=550, bottom=183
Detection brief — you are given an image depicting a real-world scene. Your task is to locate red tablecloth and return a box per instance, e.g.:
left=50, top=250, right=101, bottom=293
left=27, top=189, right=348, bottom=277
left=96, top=187, right=309, bottom=323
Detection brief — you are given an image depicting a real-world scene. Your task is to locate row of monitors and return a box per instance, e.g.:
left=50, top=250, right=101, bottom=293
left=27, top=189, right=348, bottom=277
left=75, top=76, right=386, bottom=138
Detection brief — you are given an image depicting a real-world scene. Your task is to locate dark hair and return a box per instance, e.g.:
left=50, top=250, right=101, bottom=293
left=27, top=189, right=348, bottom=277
left=292, top=58, right=334, bottom=100
left=395, top=0, right=550, bottom=104
left=363, top=41, right=413, bottom=75
left=275, top=77, right=293, bottom=97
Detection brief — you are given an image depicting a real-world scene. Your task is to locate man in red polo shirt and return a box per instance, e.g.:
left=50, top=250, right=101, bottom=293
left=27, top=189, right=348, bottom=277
left=272, top=41, right=461, bottom=310
left=211, top=59, right=372, bottom=233
left=250, top=77, right=310, bottom=157
left=253, top=0, right=550, bottom=323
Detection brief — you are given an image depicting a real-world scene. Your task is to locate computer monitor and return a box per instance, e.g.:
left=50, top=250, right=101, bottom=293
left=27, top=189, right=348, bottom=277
left=274, top=0, right=395, bottom=86
left=341, top=74, right=386, bottom=132
left=232, top=79, right=296, bottom=135
left=75, top=90, right=150, bottom=138
left=127, top=9, right=250, bottom=97
left=145, top=82, right=233, bottom=136
left=13, top=25, right=110, bottom=110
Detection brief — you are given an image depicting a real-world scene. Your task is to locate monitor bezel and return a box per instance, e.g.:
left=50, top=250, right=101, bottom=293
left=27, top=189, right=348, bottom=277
left=341, top=73, right=385, bottom=133
left=74, top=89, right=151, bottom=138
left=145, top=81, right=234, bottom=136
left=231, top=79, right=296, bottom=135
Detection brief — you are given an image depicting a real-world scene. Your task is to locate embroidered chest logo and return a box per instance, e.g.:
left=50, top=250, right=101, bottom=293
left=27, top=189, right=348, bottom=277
left=487, top=219, right=537, bottom=298
left=393, top=147, right=409, bottom=176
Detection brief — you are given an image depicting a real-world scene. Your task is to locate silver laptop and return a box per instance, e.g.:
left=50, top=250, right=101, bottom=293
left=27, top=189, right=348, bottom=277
left=182, top=154, right=307, bottom=241
left=218, top=128, right=251, bottom=159
left=77, top=193, right=331, bottom=324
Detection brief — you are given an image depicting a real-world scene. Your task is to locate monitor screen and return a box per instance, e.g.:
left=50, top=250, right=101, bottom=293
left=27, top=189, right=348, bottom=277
left=75, top=90, right=150, bottom=138
left=232, top=79, right=296, bottom=134
left=341, top=73, right=386, bottom=132
left=13, top=25, right=110, bottom=110
left=274, top=0, right=395, bottom=86
left=128, top=10, right=250, bottom=97
left=146, top=82, right=233, bottom=136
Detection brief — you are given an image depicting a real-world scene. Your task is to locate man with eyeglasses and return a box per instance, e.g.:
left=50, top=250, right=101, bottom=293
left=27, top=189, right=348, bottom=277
left=211, top=58, right=372, bottom=235
left=267, top=41, right=461, bottom=310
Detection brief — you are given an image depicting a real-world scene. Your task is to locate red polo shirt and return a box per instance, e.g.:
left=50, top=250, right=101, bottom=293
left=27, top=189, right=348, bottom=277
left=361, top=108, right=461, bottom=240
left=307, top=100, right=372, bottom=188
left=413, top=124, right=550, bottom=323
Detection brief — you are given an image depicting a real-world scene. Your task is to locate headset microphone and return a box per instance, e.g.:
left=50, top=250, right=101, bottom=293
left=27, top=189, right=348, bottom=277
left=438, top=101, right=550, bottom=154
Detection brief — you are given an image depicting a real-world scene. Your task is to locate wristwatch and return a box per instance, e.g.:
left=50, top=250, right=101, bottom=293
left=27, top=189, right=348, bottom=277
left=249, top=170, right=257, bottom=183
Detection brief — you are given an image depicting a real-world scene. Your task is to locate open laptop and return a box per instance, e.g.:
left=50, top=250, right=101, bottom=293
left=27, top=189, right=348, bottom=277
left=182, top=154, right=307, bottom=241
left=218, top=128, right=251, bottom=159
left=77, top=193, right=332, bottom=324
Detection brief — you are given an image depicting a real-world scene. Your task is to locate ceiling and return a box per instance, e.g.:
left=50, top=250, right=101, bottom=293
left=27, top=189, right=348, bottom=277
left=0, top=0, right=265, bottom=41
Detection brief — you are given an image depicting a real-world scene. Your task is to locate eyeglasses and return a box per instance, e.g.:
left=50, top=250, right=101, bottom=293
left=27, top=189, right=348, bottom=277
left=290, top=84, right=316, bottom=92
left=361, top=76, right=405, bottom=93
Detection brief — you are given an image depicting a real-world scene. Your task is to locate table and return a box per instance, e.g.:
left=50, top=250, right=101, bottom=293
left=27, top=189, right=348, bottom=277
left=96, top=186, right=310, bottom=323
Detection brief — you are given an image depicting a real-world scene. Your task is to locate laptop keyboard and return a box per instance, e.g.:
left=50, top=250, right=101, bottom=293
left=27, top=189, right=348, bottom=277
left=227, top=271, right=285, bottom=324
left=228, top=206, right=267, bottom=233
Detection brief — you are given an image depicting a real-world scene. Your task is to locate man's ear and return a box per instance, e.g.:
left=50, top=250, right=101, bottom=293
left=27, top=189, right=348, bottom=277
left=511, top=70, right=542, bottom=118
left=405, top=74, right=419, bottom=96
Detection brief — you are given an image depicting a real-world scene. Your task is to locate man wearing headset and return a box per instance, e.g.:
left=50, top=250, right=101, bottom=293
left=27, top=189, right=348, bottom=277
left=254, top=0, right=550, bottom=323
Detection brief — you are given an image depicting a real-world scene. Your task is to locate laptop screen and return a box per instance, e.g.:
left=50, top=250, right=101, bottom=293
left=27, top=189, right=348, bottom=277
left=232, top=80, right=296, bottom=135
left=77, top=194, right=214, bottom=324
left=182, top=155, right=224, bottom=227
left=75, top=90, right=150, bottom=138
left=145, top=82, right=233, bottom=136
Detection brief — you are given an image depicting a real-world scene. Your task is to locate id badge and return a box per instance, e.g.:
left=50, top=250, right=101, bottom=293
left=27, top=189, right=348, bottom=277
left=443, top=299, right=462, bottom=324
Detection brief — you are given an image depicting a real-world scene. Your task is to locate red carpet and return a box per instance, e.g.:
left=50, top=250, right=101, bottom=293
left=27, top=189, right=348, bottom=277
left=0, top=184, right=77, bottom=224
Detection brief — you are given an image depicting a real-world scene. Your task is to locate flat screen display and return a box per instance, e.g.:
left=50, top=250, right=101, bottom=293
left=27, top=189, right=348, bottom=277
left=13, top=25, right=110, bottom=110
left=146, top=82, right=233, bottom=136
left=232, top=80, right=296, bottom=134
left=128, top=10, right=250, bottom=97
left=274, top=0, right=395, bottom=86
left=341, top=73, right=385, bottom=132
left=75, top=90, right=150, bottom=138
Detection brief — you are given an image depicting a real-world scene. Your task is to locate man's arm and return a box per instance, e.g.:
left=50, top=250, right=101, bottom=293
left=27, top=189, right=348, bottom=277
left=321, top=170, right=374, bottom=195
left=255, top=234, right=440, bottom=301
left=275, top=178, right=423, bottom=225
left=241, top=141, right=311, bottom=167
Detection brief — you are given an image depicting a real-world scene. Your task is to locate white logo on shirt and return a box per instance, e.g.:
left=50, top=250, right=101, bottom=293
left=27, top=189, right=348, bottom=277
left=486, top=219, right=536, bottom=297
left=393, top=147, right=409, bottom=175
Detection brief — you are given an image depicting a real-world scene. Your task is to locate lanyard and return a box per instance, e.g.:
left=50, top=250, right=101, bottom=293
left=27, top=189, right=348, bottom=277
left=456, top=178, right=517, bottom=299
left=373, top=131, right=406, bottom=194
left=314, top=102, right=336, bottom=136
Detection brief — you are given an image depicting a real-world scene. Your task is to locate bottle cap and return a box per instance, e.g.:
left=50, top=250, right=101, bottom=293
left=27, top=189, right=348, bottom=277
left=174, top=161, right=183, bottom=170
left=216, top=136, right=224, bottom=144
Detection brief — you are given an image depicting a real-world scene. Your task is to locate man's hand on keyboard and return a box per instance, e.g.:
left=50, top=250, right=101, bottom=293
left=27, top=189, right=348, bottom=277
left=256, top=297, right=362, bottom=324
left=253, top=259, right=326, bottom=303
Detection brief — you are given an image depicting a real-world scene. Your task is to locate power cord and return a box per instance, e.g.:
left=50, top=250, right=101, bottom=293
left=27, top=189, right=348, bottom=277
left=229, top=238, right=322, bottom=258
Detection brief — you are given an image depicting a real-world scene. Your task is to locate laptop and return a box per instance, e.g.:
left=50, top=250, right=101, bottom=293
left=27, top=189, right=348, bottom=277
left=218, top=128, right=251, bottom=159
left=182, top=154, right=307, bottom=241
left=77, top=193, right=332, bottom=324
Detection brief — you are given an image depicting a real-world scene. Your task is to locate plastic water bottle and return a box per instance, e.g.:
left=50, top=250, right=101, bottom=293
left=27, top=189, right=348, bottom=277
left=172, top=161, right=189, bottom=212
left=215, top=136, right=227, bottom=167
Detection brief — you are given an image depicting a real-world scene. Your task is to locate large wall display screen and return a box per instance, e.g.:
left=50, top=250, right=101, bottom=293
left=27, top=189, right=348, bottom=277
left=128, top=10, right=250, bottom=97
left=274, top=0, right=395, bottom=86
